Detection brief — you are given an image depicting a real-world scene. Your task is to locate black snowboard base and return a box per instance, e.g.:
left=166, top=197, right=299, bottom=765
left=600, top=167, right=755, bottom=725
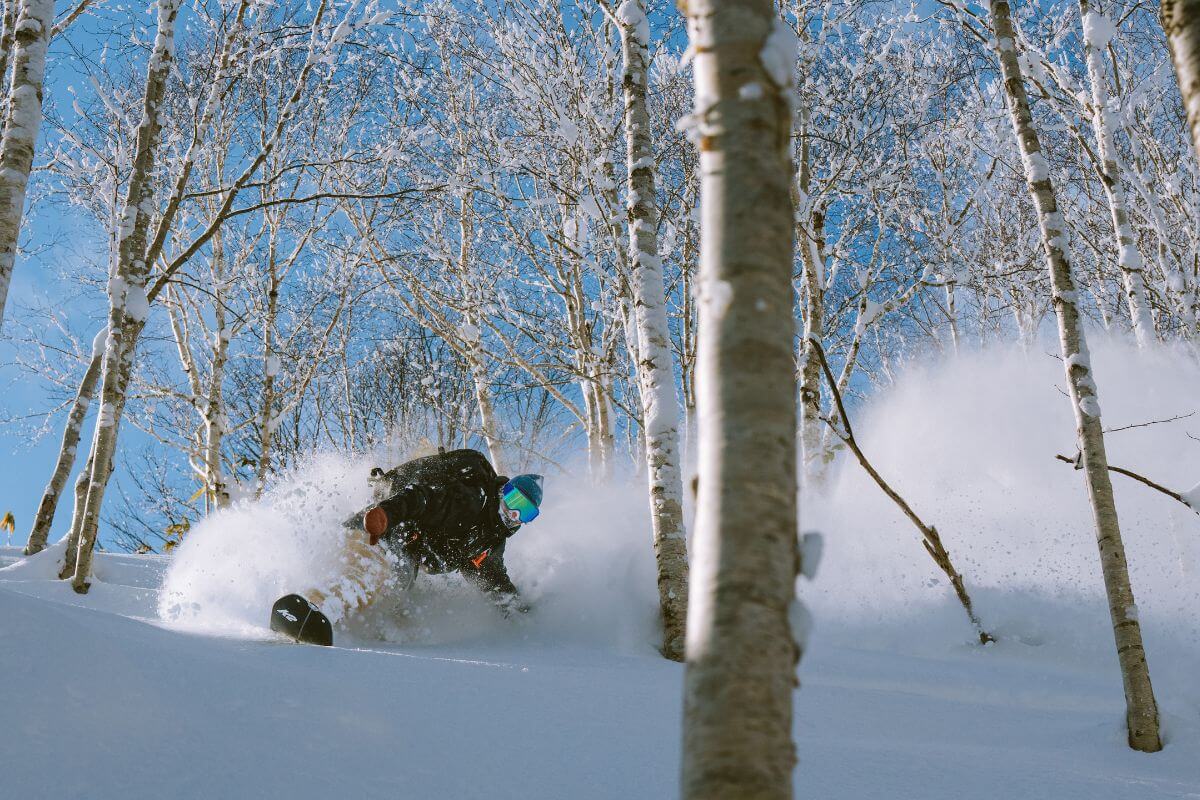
left=270, top=593, right=333, bottom=646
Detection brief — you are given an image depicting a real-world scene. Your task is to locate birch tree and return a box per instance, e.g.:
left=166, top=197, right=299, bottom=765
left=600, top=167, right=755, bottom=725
left=987, top=0, right=1162, bottom=752
left=0, top=0, right=53, bottom=327
left=68, top=0, right=182, bottom=591
left=599, top=0, right=689, bottom=661
left=23, top=331, right=102, bottom=554
left=1076, top=0, right=1154, bottom=346
left=1163, top=0, right=1200, bottom=162
left=680, top=1, right=802, bottom=797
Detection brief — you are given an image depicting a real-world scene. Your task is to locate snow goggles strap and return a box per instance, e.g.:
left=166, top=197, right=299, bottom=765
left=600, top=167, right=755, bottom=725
left=501, top=481, right=539, bottom=524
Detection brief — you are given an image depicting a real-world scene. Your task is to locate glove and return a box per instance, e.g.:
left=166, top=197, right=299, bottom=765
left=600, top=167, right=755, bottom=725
left=496, top=594, right=531, bottom=618
left=363, top=489, right=416, bottom=545
left=364, top=505, right=389, bottom=545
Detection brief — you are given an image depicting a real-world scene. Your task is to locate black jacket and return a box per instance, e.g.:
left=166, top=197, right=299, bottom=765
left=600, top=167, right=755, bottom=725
left=359, top=449, right=520, bottom=600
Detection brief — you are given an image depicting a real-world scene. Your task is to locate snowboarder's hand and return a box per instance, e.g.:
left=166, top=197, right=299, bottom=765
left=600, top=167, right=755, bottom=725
left=496, top=594, right=531, bottom=618
left=364, top=505, right=389, bottom=545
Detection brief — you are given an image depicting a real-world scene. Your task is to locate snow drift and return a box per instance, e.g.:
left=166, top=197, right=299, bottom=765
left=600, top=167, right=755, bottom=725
left=805, top=336, right=1200, bottom=679
left=158, top=455, right=375, bottom=637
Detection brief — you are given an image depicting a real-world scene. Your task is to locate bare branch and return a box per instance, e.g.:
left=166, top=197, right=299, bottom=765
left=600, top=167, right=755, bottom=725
left=1054, top=454, right=1196, bottom=513
left=812, top=339, right=993, bottom=644
left=1105, top=412, right=1195, bottom=434
left=51, top=0, right=95, bottom=38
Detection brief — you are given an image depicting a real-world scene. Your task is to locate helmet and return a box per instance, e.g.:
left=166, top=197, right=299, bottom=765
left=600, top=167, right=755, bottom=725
left=501, top=474, right=544, bottom=526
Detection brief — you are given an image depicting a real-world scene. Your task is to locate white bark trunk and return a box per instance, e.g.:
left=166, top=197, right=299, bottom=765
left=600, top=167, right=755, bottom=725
left=466, top=323, right=504, bottom=472
left=796, top=135, right=826, bottom=484
left=24, top=333, right=103, bottom=555
left=203, top=262, right=231, bottom=511
left=989, top=0, right=1162, bottom=752
left=0, top=0, right=19, bottom=124
left=1125, top=153, right=1197, bottom=339
left=1079, top=0, right=1154, bottom=346
left=457, top=189, right=505, bottom=473
left=1163, top=0, right=1200, bottom=165
left=59, top=448, right=100, bottom=578
left=580, top=370, right=604, bottom=479
left=70, top=0, right=181, bottom=591
left=0, top=0, right=52, bottom=328
left=593, top=367, right=616, bottom=479
left=256, top=224, right=282, bottom=498
left=619, top=0, right=689, bottom=661
left=681, top=2, right=802, bottom=796
left=620, top=296, right=646, bottom=474
left=256, top=304, right=278, bottom=497
left=142, top=0, right=251, bottom=276
left=946, top=278, right=960, bottom=353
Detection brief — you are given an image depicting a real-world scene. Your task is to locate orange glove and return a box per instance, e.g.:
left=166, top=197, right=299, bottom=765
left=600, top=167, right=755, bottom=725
left=364, top=506, right=389, bottom=545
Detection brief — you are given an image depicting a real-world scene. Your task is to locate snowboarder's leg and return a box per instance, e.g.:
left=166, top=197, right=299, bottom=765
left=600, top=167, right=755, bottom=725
left=303, top=527, right=393, bottom=620
left=271, top=527, right=392, bottom=645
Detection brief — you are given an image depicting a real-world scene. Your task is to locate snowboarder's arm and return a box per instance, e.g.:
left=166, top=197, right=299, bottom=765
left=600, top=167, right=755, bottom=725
left=462, top=543, right=526, bottom=614
left=365, top=482, right=479, bottom=543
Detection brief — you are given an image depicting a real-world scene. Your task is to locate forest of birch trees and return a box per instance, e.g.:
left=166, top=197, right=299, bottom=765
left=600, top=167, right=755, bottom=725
left=2, top=0, right=1199, bottom=788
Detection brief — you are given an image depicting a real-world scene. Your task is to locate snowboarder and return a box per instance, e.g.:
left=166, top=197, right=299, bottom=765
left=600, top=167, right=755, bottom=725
left=271, top=448, right=544, bottom=645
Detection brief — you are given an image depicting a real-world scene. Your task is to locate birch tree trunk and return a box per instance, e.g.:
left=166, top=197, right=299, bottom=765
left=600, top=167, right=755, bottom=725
left=24, top=335, right=103, bottom=554
left=203, top=257, right=231, bottom=511
left=0, top=0, right=19, bottom=124
left=255, top=285, right=279, bottom=497
left=0, top=0, right=52, bottom=328
left=466, top=316, right=503, bottom=471
left=796, top=129, right=826, bottom=483
left=1125, top=149, right=1197, bottom=339
left=70, top=0, right=181, bottom=592
left=619, top=295, right=646, bottom=473
left=593, top=360, right=616, bottom=478
left=618, top=0, right=689, bottom=661
left=255, top=214, right=284, bottom=497
left=989, top=0, right=1162, bottom=752
left=1079, top=0, right=1154, bottom=346
left=681, top=1, right=802, bottom=796
left=59, top=449, right=100, bottom=578
left=798, top=205, right=825, bottom=482
left=945, top=278, right=961, bottom=353
left=458, top=190, right=506, bottom=473
left=1162, top=0, right=1200, bottom=163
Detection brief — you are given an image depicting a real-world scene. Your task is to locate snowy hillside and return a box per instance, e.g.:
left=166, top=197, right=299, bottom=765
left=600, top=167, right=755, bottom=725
left=2, top=544, right=1196, bottom=799
left=3, top=343, right=1198, bottom=799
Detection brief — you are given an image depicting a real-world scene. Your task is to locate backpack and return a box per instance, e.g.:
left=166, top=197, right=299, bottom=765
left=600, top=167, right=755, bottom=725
left=369, top=448, right=500, bottom=501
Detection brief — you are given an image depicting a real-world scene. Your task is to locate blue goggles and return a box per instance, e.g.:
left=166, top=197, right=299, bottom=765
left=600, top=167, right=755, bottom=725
left=501, top=481, right=540, bottom=524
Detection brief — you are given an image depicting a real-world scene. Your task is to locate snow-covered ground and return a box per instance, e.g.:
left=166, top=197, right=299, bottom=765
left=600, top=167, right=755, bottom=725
left=3, top=340, right=1198, bottom=798
left=3, top=545, right=1195, bottom=799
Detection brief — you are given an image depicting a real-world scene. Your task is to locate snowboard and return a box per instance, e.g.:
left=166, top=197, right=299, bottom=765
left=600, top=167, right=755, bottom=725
left=269, top=594, right=333, bottom=646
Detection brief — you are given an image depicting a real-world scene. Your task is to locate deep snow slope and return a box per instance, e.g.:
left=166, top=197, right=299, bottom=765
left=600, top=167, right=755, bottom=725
left=3, top=339, right=1199, bottom=798
left=0, top=547, right=682, bottom=800
left=2, top=544, right=1197, bottom=800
